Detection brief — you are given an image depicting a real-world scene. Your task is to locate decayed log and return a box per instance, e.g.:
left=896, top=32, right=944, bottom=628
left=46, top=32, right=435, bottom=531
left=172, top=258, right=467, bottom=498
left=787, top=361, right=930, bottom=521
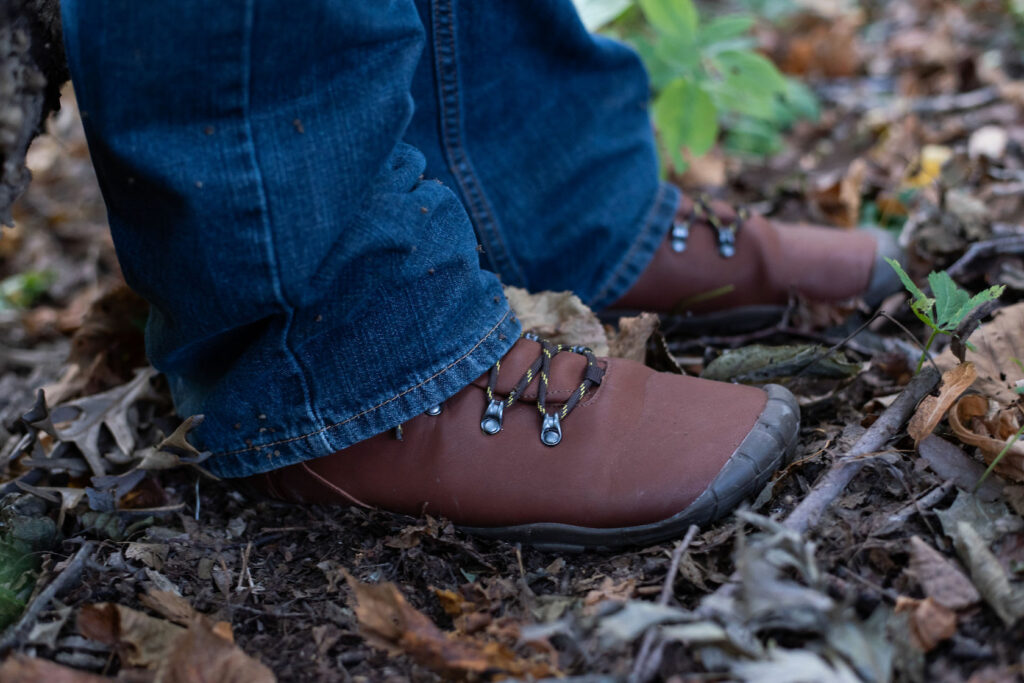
left=0, top=0, right=66, bottom=224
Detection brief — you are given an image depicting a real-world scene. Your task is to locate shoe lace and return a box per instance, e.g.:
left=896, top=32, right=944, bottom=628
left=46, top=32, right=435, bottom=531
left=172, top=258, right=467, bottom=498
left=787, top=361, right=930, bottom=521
left=670, top=194, right=748, bottom=258
left=479, top=332, right=604, bottom=447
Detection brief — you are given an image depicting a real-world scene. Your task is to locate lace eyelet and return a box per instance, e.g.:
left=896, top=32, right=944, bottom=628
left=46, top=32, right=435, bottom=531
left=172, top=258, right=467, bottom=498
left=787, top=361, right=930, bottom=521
left=540, top=412, right=562, bottom=446
left=481, top=399, right=504, bottom=435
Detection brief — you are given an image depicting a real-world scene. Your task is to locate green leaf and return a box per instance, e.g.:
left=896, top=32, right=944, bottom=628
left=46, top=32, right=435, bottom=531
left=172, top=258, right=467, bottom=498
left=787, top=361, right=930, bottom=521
left=714, top=50, right=787, bottom=96
left=886, top=257, right=930, bottom=309
left=699, top=15, right=755, bottom=45
left=638, top=0, right=698, bottom=41
left=653, top=78, right=718, bottom=170
left=929, top=269, right=971, bottom=330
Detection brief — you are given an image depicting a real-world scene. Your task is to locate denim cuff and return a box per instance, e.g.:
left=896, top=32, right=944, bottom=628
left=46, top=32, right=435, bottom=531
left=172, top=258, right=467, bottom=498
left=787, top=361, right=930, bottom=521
left=206, top=306, right=522, bottom=479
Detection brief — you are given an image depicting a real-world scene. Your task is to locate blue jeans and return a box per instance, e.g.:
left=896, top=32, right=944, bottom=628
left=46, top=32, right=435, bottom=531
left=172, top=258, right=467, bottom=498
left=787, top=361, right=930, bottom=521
left=61, top=0, right=678, bottom=478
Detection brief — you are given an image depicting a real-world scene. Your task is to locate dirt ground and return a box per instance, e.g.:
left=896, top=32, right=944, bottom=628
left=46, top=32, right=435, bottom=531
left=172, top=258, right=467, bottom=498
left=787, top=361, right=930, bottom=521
left=3, top=1, right=1024, bottom=681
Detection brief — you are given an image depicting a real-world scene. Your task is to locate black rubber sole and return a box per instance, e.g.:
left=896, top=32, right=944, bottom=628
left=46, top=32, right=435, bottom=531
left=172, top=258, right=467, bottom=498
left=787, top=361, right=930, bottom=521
left=460, top=384, right=800, bottom=552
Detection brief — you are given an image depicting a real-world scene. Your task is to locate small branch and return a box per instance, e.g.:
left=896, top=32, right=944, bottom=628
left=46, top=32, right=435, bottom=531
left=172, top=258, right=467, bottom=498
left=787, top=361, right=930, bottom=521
left=0, top=541, right=94, bottom=654
left=784, top=367, right=940, bottom=534
left=629, top=525, right=699, bottom=683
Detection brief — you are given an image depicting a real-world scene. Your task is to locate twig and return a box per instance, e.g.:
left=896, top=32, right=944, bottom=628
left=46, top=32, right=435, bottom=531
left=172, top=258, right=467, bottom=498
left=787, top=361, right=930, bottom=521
left=869, top=479, right=955, bottom=537
left=0, top=541, right=95, bottom=654
left=629, top=525, right=699, bottom=683
left=946, top=234, right=1024, bottom=279
left=784, top=367, right=940, bottom=534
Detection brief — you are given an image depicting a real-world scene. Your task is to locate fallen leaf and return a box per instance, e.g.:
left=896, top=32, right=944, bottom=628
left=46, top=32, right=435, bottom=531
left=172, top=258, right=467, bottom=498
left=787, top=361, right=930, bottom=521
left=344, top=570, right=559, bottom=680
left=701, top=343, right=861, bottom=383
left=908, top=362, right=977, bottom=444
left=137, top=589, right=197, bottom=626
left=503, top=286, right=608, bottom=356
left=936, top=301, right=1024, bottom=404
left=907, top=536, right=980, bottom=609
left=125, top=543, right=168, bottom=571
left=606, top=313, right=659, bottom=363
left=949, top=521, right=1024, bottom=626
left=0, top=654, right=113, bottom=682
left=917, top=435, right=1002, bottom=502
left=582, top=576, right=637, bottom=614
left=810, top=158, right=867, bottom=227
left=894, top=596, right=957, bottom=652
left=968, top=125, right=1008, bottom=161
left=949, top=395, right=1024, bottom=482
left=78, top=603, right=271, bottom=681
left=51, top=368, right=161, bottom=476
left=904, top=145, right=953, bottom=189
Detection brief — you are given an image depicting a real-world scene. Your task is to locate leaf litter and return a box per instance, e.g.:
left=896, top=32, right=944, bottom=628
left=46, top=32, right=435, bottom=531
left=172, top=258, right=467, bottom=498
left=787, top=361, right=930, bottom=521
left=6, top=1, right=1024, bottom=681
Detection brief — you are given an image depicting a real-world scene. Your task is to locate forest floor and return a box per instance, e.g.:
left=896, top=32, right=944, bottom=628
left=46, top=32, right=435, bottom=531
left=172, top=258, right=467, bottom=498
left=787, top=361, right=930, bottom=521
left=3, top=1, right=1024, bottom=681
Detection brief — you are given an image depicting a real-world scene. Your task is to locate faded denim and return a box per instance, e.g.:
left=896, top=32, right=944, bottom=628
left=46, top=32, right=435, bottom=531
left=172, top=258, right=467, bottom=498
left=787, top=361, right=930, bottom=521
left=60, top=0, right=678, bottom=478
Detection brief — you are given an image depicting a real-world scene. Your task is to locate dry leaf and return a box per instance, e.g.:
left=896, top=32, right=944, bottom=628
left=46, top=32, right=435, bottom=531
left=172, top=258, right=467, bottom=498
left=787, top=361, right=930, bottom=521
left=504, top=286, right=608, bottom=356
left=582, top=576, right=638, bottom=614
left=344, top=570, right=559, bottom=680
left=79, top=603, right=184, bottom=668
left=908, top=362, right=977, bottom=444
left=810, top=158, right=866, bottom=227
left=936, top=302, right=1024, bottom=405
left=950, top=521, right=1024, bottom=626
left=138, top=590, right=198, bottom=627
left=907, top=536, right=980, bottom=609
left=78, top=603, right=271, bottom=681
left=917, top=435, right=1002, bottom=502
left=0, top=654, right=115, bottom=682
left=607, top=313, right=659, bottom=363
left=949, top=395, right=1024, bottom=482
left=894, top=596, right=957, bottom=651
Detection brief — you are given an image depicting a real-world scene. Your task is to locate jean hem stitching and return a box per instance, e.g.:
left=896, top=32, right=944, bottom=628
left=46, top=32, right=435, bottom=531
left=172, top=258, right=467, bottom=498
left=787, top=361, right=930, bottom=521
left=215, top=307, right=513, bottom=457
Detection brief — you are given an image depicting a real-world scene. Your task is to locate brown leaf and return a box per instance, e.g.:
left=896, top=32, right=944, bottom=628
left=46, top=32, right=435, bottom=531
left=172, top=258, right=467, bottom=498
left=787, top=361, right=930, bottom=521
left=0, top=654, right=117, bottom=682
left=607, top=313, right=659, bottom=363
left=503, top=286, right=608, bottom=356
left=936, top=302, right=1024, bottom=405
left=582, top=576, right=637, bottom=614
left=917, top=435, right=1002, bottom=502
left=949, top=395, right=1024, bottom=482
left=344, top=571, right=560, bottom=680
left=161, top=616, right=272, bottom=683
left=908, top=362, right=977, bottom=444
left=907, top=536, right=980, bottom=609
left=137, top=590, right=198, bottom=627
left=809, top=158, right=867, bottom=227
left=79, top=603, right=184, bottom=668
left=894, top=596, right=957, bottom=652
left=78, top=604, right=271, bottom=681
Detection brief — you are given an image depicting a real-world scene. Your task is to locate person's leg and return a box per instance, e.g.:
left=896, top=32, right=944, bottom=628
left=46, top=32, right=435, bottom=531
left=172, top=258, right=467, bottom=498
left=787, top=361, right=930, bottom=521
left=404, top=0, right=897, bottom=317
left=60, top=0, right=520, bottom=478
left=405, top=0, right=677, bottom=309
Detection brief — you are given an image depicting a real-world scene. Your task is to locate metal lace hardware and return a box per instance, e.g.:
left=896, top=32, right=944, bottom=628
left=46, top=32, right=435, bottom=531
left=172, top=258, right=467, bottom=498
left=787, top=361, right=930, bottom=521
left=480, top=399, right=504, bottom=435
left=540, top=412, right=562, bottom=446
left=670, top=220, right=690, bottom=253
left=425, top=404, right=443, bottom=416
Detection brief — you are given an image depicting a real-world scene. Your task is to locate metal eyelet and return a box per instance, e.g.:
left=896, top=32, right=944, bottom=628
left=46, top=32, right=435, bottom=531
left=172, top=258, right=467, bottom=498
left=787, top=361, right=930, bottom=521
left=523, top=331, right=541, bottom=342
left=393, top=424, right=404, bottom=441
left=481, top=399, right=504, bottom=435
left=670, top=220, right=690, bottom=253
left=425, top=404, right=443, bottom=416
left=714, top=224, right=737, bottom=258
left=540, top=412, right=562, bottom=446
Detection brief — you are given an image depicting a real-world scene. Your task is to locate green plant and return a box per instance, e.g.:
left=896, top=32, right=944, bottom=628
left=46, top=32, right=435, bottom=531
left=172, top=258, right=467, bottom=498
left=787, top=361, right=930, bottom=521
left=604, top=0, right=818, bottom=171
left=886, top=257, right=1005, bottom=373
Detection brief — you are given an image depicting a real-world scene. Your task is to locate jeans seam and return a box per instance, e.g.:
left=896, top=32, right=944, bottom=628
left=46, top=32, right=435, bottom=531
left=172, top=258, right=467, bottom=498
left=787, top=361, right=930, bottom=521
left=590, top=182, right=679, bottom=308
left=431, top=0, right=527, bottom=286
left=217, top=307, right=512, bottom=457
left=240, top=0, right=330, bottom=451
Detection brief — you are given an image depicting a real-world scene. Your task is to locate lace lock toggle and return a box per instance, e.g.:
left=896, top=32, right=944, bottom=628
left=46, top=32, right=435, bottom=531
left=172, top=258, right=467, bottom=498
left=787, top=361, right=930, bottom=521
left=480, top=399, right=505, bottom=435
left=540, top=412, right=562, bottom=446
left=670, top=220, right=690, bottom=253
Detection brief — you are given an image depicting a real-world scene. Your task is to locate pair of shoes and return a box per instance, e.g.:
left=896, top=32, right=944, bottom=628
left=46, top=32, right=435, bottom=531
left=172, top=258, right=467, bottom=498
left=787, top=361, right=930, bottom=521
left=246, top=201, right=899, bottom=551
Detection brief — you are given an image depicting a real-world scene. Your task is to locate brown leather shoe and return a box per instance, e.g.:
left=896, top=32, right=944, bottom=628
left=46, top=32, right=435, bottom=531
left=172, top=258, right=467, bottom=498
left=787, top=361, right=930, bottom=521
left=245, top=334, right=799, bottom=551
left=612, top=196, right=901, bottom=324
